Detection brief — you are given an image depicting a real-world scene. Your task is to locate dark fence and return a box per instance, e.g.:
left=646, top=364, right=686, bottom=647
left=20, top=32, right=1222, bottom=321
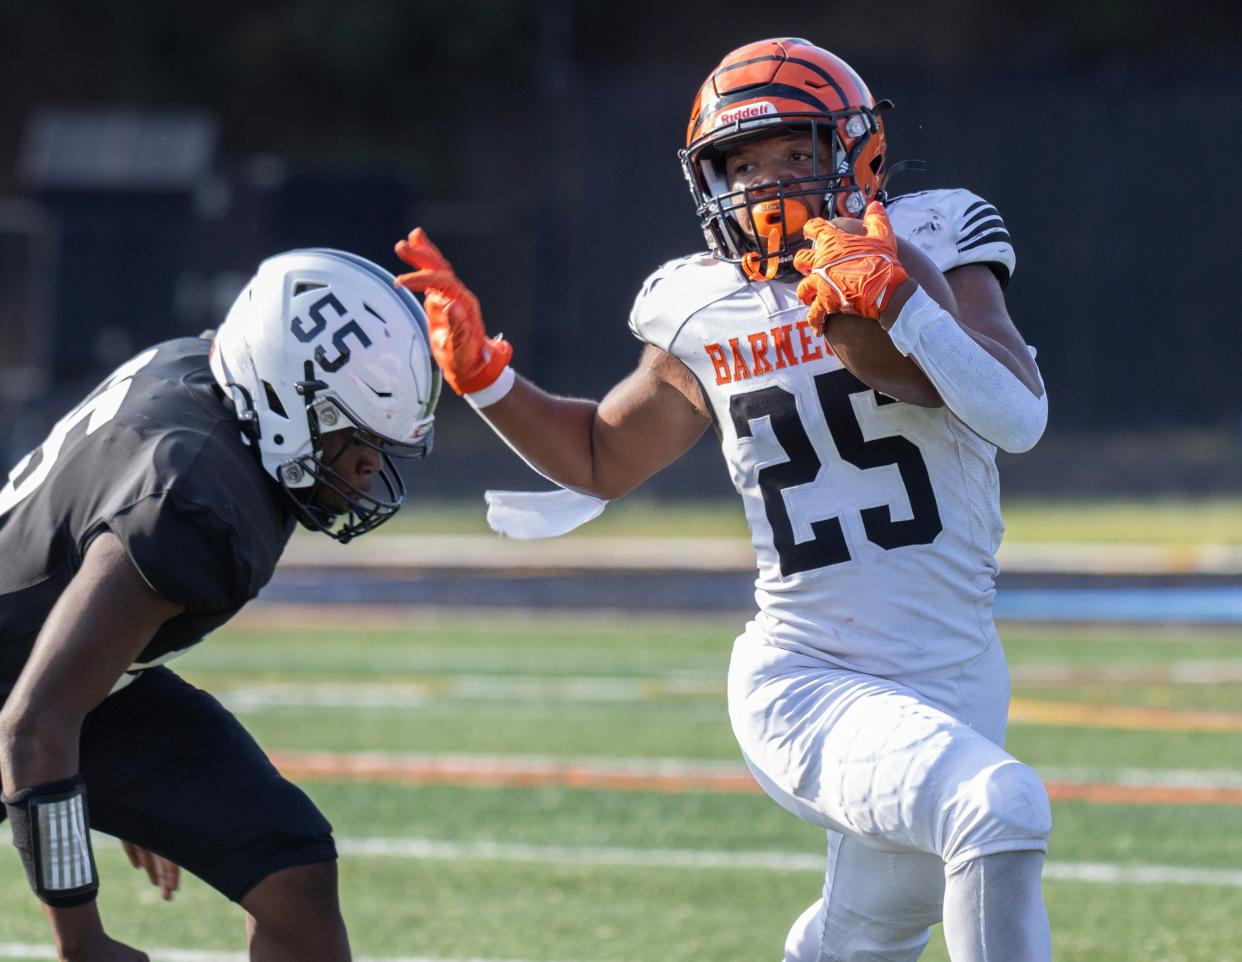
left=1, top=4, right=1238, bottom=493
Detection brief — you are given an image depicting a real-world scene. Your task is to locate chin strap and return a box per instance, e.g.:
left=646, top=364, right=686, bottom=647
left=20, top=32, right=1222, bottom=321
left=740, top=226, right=782, bottom=282
left=881, top=158, right=929, bottom=192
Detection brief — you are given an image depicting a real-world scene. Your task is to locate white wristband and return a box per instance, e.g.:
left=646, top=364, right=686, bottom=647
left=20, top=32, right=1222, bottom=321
left=465, top=364, right=516, bottom=410
left=886, top=286, right=1047, bottom=454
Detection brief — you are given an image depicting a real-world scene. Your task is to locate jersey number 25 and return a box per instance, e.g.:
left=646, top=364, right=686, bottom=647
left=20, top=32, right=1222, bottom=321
left=730, top=369, right=943, bottom=577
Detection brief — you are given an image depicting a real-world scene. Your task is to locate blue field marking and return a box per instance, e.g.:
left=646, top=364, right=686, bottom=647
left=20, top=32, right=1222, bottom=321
left=261, top=569, right=1242, bottom=624
left=995, top=587, right=1242, bottom=623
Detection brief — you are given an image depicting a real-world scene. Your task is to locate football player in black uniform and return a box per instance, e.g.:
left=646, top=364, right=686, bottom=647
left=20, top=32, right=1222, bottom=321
left=0, top=249, right=440, bottom=961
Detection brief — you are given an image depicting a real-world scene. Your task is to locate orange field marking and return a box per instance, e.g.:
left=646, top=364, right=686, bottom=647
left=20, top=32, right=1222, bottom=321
left=269, top=751, right=1242, bottom=806
left=1009, top=698, right=1242, bottom=732
left=1045, top=782, right=1242, bottom=805
left=270, top=752, right=757, bottom=794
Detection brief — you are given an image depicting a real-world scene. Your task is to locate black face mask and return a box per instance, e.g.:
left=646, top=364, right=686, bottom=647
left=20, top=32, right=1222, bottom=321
left=680, top=112, right=886, bottom=274
left=278, top=366, right=433, bottom=543
left=281, top=435, right=407, bottom=543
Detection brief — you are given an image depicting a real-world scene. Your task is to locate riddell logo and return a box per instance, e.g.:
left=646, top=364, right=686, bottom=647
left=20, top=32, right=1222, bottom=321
left=716, top=101, right=776, bottom=127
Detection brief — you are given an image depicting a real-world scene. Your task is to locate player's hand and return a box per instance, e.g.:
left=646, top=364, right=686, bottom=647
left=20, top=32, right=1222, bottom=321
left=792, top=201, right=912, bottom=332
left=47, top=903, right=150, bottom=962
left=393, top=228, right=513, bottom=396
left=60, top=936, right=150, bottom=962
left=121, top=839, right=179, bottom=901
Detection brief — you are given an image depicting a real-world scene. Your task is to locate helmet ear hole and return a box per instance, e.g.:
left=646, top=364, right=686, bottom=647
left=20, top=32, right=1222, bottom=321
left=263, top=381, right=289, bottom=419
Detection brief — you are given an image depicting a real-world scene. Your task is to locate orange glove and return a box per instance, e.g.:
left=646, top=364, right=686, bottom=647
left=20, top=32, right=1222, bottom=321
left=393, top=228, right=513, bottom=396
left=792, top=201, right=911, bottom=334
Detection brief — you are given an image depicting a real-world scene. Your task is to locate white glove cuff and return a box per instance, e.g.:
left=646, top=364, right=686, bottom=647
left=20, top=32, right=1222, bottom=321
left=465, top=364, right=516, bottom=410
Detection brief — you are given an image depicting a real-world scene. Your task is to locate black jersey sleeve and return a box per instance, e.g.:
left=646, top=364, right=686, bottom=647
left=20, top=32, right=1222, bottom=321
left=102, top=490, right=251, bottom=613
left=88, top=417, right=290, bottom=615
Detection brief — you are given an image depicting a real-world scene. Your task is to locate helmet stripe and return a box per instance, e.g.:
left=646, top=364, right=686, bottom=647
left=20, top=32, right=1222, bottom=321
left=711, top=51, right=862, bottom=112
left=783, top=57, right=850, bottom=107
left=713, top=53, right=785, bottom=87
left=692, top=84, right=852, bottom=144
left=712, top=53, right=854, bottom=111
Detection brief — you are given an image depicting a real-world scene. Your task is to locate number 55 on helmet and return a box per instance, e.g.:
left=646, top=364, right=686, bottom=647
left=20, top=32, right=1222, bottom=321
left=209, top=249, right=442, bottom=541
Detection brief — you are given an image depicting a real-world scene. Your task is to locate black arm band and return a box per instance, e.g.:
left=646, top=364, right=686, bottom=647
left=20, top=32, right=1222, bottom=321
left=2, top=774, right=99, bottom=907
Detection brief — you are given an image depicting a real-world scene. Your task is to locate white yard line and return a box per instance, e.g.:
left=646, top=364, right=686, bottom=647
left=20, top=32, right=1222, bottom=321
left=1041, top=862, right=1242, bottom=887
left=216, top=675, right=721, bottom=711
left=1012, top=659, right=1242, bottom=685
left=84, top=832, right=1241, bottom=887
left=1037, top=765, right=1242, bottom=790
left=330, top=836, right=1242, bottom=888
left=338, top=836, right=820, bottom=871
left=266, top=747, right=1242, bottom=792
left=226, top=699, right=724, bottom=722
left=209, top=657, right=1240, bottom=712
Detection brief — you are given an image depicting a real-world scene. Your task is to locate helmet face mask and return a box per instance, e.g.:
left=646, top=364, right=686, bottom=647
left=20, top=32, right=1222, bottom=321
left=211, top=248, right=442, bottom=542
left=275, top=386, right=417, bottom=543
left=680, top=39, right=888, bottom=278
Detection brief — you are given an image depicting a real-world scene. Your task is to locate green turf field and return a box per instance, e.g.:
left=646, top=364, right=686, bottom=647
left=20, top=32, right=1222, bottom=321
left=1, top=613, right=1239, bottom=961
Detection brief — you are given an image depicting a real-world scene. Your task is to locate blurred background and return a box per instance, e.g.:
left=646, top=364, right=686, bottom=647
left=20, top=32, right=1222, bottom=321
left=2, top=0, right=1240, bottom=500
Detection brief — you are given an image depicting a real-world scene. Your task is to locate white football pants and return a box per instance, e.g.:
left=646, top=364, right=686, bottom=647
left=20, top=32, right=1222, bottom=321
left=727, top=623, right=1051, bottom=962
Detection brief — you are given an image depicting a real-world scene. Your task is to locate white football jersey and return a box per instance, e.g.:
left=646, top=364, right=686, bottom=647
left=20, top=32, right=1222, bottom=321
left=630, top=188, right=1022, bottom=675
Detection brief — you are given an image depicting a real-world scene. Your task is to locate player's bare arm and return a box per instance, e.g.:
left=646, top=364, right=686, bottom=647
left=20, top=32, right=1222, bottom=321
left=479, top=347, right=710, bottom=500
left=394, top=229, right=711, bottom=500
left=0, top=531, right=183, bottom=961
left=0, top=533, right=183, bottom=787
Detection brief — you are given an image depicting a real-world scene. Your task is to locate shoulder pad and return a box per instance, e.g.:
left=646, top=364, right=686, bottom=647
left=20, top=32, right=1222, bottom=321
left=888, top=188, right=1015, bottom=286
left=628, top=254, right=748, bottom=352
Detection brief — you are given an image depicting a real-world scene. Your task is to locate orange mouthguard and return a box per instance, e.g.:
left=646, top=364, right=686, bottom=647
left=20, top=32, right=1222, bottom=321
left=751, top=198, right=808, bottom=235
left=741, top=199, right=809, bottom=282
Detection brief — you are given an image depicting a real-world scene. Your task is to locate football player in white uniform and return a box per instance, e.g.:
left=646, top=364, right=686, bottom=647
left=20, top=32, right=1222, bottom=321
left=395, top=38, right=1050, bottom=962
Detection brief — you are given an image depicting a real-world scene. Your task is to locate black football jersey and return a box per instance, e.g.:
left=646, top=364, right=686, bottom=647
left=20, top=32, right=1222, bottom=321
left=0, top=335, right=295, bottom=695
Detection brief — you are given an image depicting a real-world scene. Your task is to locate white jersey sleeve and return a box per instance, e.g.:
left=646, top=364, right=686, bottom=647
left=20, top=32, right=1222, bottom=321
left=887, top=188, right=1016, bottom=286
left=629, top=253, right=749, bottom=352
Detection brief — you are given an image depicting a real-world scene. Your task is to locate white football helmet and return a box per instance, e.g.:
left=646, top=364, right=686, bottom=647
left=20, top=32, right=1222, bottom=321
left=210, top=248, right=441, bottom=541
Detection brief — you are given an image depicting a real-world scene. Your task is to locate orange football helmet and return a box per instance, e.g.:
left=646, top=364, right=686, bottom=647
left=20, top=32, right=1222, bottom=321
left=680, top=38, right=891, bottom=279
